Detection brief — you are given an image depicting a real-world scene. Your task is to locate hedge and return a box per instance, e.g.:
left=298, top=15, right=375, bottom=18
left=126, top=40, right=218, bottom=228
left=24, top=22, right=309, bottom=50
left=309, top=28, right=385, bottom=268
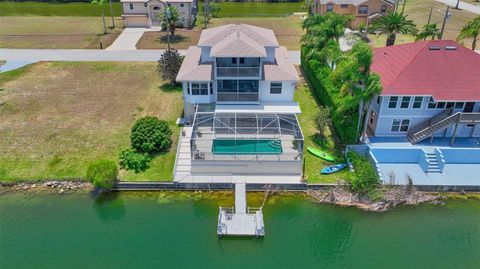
left=301, top=46, right=358, bottom=144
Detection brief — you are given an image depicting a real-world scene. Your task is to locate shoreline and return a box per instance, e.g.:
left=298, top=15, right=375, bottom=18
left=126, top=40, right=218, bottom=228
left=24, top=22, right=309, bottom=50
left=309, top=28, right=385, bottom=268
left=2, top=181, right=479, bottom=212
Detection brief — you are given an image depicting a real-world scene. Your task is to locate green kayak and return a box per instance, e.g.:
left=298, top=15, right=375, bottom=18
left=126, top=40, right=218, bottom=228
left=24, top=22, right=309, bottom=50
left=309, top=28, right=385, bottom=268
left=307, top=147, right=335, bottom=162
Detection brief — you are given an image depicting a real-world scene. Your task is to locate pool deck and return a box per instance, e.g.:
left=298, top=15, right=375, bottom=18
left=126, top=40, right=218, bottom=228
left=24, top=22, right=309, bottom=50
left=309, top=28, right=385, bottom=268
left=365, top=137, right=480, bottom=186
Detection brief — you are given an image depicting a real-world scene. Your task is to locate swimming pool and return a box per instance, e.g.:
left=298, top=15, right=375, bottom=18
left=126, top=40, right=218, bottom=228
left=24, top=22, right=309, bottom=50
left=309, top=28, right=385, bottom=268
left=212, top=139, right=283, bottom=155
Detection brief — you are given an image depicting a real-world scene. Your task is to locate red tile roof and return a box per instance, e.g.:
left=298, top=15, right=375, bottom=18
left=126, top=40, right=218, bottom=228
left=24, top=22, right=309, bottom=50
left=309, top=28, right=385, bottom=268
left=371, top=40, right=480, bottom=101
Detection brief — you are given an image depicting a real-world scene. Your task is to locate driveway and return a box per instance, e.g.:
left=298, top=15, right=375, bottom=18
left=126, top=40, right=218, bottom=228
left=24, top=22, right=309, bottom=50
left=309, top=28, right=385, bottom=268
left=0, top=48, right=300, bottom=72
left=435, top=0, right=480, bottom=14
left=106, top=27, right=161, bottom=50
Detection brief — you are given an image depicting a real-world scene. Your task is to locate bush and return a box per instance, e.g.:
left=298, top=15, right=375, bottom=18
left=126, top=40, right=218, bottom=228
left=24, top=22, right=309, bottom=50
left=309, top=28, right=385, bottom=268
left=86, top=160, right=118, bottom=190
left=131, top=116, right=172, bottom=155
left=301, top=47, right=359, bottom=144
left=347, top=152, right=379, bottom=194
left=157, top=50, right=184, bottom=85
left=119, top=148, right=152, bottom=173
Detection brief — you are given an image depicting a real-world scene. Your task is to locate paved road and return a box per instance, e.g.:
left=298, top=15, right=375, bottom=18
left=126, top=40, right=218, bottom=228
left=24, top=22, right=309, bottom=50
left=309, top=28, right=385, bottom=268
left=0, top=49, right=301, bottom=72
left=435, top=0, right=480, bottom=14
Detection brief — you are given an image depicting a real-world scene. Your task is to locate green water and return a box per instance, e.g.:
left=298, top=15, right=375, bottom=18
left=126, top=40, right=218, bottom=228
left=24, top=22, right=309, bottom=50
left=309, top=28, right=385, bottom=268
left=212, top=139, right=282, bottom=154
left=1, top=192, right=479, bottom=269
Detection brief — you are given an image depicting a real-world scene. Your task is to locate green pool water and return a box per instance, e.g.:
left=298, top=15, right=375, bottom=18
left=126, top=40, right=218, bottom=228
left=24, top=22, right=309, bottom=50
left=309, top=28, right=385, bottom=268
left=1, top=192, right=479, bottom=269
left=212, top=139, right=282, bottom=155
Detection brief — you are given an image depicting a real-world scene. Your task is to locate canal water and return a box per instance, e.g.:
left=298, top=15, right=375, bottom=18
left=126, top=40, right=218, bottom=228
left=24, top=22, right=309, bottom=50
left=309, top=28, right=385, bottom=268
left=1, top=192, right=479, bottom=269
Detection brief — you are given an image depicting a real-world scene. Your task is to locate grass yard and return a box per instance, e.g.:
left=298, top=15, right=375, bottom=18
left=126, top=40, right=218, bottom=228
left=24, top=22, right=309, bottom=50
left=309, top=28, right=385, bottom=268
left=295, top=82, right=350, bottom=184
left=198, top=1, right=305, bottom=17
left=137, top=16, right=304, bottom=50
left=0, top=16, right=123, bottom=49
left=369, top=0, right=477, bottom=48
left=0, top=1, right=122, bottom=16
left=0, top=62, right=183, bottom=182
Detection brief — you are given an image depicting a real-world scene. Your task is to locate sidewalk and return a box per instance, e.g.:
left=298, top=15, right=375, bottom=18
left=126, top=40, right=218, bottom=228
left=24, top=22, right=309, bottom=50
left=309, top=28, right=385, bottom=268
left=435, top=0, right=480, bottom=14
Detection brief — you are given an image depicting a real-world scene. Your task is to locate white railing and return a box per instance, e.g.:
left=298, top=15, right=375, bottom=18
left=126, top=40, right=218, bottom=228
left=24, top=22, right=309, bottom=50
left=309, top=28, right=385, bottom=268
left=216, top=67, right=260, bottom=77
left=172, top=127, right=185, bottom=179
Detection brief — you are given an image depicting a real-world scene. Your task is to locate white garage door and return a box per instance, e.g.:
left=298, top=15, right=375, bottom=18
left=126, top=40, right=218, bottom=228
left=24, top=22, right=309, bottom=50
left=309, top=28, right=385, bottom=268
left=125, top=16, right=148, bottom=28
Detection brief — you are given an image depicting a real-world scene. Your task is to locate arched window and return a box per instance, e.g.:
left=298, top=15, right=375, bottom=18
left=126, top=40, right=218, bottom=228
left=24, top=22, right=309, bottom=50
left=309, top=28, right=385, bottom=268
left=381, top=5, right=387, bottom=13
left=326, top=3, right=334, bottom=12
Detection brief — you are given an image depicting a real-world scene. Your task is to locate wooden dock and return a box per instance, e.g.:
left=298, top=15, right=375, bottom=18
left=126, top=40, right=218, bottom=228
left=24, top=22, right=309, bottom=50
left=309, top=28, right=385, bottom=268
left=217, top=183, right=265, bottom=237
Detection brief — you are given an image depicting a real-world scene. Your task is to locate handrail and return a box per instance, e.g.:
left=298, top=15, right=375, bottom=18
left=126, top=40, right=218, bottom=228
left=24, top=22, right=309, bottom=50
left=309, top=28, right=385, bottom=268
left=172, top=126, right=185, bottom=179
left=459, top=113, right=480, bottom=123
left=408, top=108, right=453, bottom=136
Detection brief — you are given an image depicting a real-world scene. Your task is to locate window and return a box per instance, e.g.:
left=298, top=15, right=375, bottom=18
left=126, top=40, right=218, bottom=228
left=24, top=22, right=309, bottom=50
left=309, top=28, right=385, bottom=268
left=412, top=97, right=423, bottom=109
left=232, top=58, right=237, bottom=64
left=180, top=3, right=184, bottom=7
left=191, top=83, right=208, bottom=95
left=455, top=102, right=464, bottom=109
left=428, top=97, right=436, bottom=109
left=209, top=83, right=213, bottom=95
left=239, top=58, right=245, bottom=64
left=144, top=3, right=147, bottom=8
left=358, top=5, right=368, bottom=14
left=436, top=102, right=446, bottom=109
left=388, top=96, right=398, bottom=108
left=270, top=82, right=282, bottom=94
left=326, top=4, right=334, bottom=12
left=341, top=4, right=348, bottom=8
left=446, top=102, right=455, bottom=109
left=400, top=96, right=411, bottom=109
left=376, top=96, right=381, bottom=105
left=391, top=119, right=410, bottom=132
left=129, top=3, right=133, bottom=10
left=380, top=5, right=387, bottom=13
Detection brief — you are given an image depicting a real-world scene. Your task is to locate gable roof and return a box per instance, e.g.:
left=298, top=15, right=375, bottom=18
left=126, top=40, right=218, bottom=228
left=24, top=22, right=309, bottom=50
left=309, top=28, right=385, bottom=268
left=198, top=24, right=279, bottom=48
left=319, top=0, right=394, bottom=6
left=371, top=40, right=480, bottom=101
left=176, top=46, right=213, bottom=81
left=263, top=47, right=300, bottom=81
left=210, top=31, right=267, bottom=58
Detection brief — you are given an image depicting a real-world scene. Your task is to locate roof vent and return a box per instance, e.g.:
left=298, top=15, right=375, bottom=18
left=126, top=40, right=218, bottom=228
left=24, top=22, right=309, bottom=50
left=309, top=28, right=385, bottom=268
left=428, top=46, right=441, bottom=50
left=445, top=46, right=457, bottom=50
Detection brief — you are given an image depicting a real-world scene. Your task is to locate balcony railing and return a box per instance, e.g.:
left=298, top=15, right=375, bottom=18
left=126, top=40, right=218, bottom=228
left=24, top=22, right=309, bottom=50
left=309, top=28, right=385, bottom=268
left=217, top=92, right=259, bottom=102
left=217, top=67, right=260, bottom=77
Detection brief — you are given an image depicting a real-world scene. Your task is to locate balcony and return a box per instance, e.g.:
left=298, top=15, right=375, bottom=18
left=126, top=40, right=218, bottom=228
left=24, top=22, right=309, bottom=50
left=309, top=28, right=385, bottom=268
left=217, top=92, right=259, bottom=102
left=216, top=67, right=260, bottom=78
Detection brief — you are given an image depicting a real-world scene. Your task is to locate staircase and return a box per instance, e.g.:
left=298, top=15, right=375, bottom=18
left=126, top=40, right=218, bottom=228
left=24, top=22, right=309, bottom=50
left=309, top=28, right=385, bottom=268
left=173, top=127, right=193, bottom=182
left=407, top=108, right=458, bottom=144
left=424, top=152, right=441, bottom=173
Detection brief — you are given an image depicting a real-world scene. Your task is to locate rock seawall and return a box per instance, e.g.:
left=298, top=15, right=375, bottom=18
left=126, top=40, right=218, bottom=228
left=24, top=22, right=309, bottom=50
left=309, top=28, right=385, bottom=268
left=0, top=181, right=92, bottom=194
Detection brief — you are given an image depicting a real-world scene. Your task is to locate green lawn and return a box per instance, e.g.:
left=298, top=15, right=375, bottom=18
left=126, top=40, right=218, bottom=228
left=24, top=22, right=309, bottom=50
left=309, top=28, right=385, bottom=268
left=199, top=1, right=305, bottom=17
left=0, top=62, right=183, bottom=182
left=295, top=82, right=350, bottom=184
left=0, top=1, right=122, bottom=16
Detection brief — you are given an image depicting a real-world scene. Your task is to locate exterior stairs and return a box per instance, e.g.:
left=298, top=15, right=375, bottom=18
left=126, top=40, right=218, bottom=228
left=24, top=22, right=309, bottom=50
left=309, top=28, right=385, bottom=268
left=173, top=127, right=193, bottom=181
left=407, top=109, right=457, bottom=144
left=424, top=152, right=441, bottom=173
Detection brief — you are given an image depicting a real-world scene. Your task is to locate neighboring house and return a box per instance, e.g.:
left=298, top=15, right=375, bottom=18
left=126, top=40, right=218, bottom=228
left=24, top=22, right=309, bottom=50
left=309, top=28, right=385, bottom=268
left=315, top=0, right=394, bottom=28
left=174, top=24, right=302, bottom=183
left=121, top=0, right=197, bottom=28
left=360, top=40, right=480, bottom=187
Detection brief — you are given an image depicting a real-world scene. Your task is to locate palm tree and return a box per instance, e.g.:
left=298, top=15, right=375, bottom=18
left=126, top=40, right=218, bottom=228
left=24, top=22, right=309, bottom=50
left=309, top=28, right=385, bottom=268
left=368, top=11, right=417, bottom=46
left=415, top=23, right=439, bottom=41
left=457, top=16, right=480, bottom=50
left=108, top=0, right=115, bottom=28
left=303, top=0, right=315, bottom=16
left=156, top=6, right=179, bottom=36
left=91, top=0, right=107, bottom=34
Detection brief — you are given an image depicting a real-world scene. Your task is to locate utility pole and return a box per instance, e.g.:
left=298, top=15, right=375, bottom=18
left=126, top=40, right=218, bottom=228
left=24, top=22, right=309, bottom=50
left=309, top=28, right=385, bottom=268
left=427, top=5, right=434, bottom=25
left=439, top=5, right=450, bottom=40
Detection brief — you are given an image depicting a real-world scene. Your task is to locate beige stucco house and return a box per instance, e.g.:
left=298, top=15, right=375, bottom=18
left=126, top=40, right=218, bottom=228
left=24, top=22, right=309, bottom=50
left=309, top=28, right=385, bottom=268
left=315, top=0, right=394, bottom=28
left=121, top=0, right=197, bottom=28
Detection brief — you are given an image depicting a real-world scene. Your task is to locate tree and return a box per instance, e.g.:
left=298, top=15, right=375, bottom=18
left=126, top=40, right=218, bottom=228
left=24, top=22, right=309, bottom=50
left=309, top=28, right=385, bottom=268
left=303, top=0, right=315, bottom=16
left=156, top=5, right=179, bottom=36
left=415, top=23, right=439, bottom=41
left=108, top=0, right=115, bottom=28
left=86, top=160, right=118, bottom=190
left=91, top=0, right=107, bottom=34
left=157, top=50, right=184, bottom=85
left=209, top=2, right=221, bottom=18
left=368, top=11, right=417, bottom=46
left=316, top=106, right=332, bottom=138
left=457, top=16, right=480, bottom=50
left=131, top=116, right=172, bottom=154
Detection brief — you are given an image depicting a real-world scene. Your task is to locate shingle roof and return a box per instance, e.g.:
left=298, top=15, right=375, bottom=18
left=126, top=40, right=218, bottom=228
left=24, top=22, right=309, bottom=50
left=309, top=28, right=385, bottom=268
left=176, top=46, right=213, bottom=81
left=371, top=40, right=480, bottom=101
left=318, top=0, right=394, bottom=5
left=210, top=31, right=267, bottom=58
left=263, top=47, right=300, bottom=81
left=198, top=24, right=279, bottom=48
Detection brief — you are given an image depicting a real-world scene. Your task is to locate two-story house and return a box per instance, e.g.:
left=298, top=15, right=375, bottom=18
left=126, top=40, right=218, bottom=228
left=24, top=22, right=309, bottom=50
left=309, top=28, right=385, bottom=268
left=121, top=0, right=197, bottom=28
left=174, top=24, right=302, bottom=183
left=361, top=40, right=480, bottom=186
left=315, top=0, right=394, bottom=28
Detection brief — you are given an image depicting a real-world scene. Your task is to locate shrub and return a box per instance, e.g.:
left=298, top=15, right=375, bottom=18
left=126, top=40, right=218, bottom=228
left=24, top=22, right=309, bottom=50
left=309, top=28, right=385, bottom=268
left=316, top=106, right=332, bottom=138
left=131, top=116, right=172, bottom=155
left=347, top=152, right=379, bottom=194
left=157, top=49, right=184, bottom=85
left=86, top=160, right=118, bottom=190
left=119, top=148, right=152, bottom=173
